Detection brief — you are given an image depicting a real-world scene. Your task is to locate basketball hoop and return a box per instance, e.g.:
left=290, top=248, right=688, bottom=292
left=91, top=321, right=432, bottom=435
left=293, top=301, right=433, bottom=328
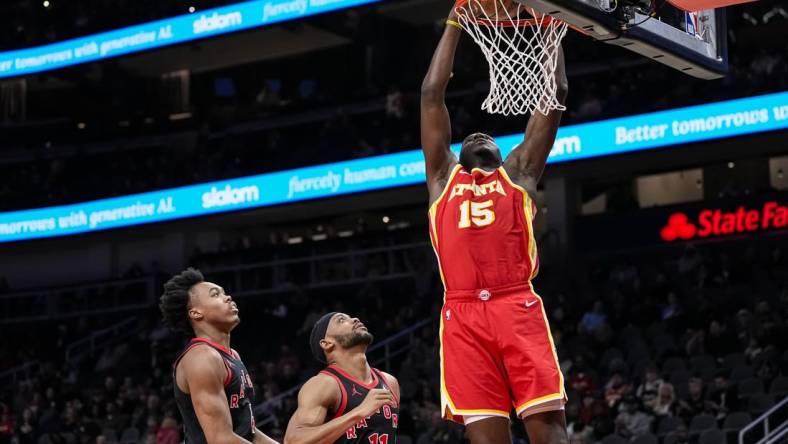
left=454, top=0, right=569, bottom=116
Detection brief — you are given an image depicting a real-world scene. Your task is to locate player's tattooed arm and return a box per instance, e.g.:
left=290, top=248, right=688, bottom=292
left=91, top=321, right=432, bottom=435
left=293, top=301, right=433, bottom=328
left=284, top=375, right=395, bottom=444
left=503, top=45, right=568, bottom=196
left=421, top=8, right=461, bottom=205
left=179, top=347, right=255, bottom=444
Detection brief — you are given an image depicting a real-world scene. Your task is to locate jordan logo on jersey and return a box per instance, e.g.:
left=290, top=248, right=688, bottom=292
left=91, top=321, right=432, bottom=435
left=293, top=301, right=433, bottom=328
left=351, top=385, right=362, bottom=397
left=448, top=180, right=507, bottom=201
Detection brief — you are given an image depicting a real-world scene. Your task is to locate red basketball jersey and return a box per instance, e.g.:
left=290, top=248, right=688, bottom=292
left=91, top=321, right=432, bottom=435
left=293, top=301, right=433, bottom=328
left=428, top=165, right=539, bottom=291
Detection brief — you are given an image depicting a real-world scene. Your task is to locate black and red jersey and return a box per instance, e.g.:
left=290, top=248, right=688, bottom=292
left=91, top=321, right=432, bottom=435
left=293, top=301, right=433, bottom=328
left=321, top=365, right=399, bottom=444
left=173, top=338, right=256, bottom=444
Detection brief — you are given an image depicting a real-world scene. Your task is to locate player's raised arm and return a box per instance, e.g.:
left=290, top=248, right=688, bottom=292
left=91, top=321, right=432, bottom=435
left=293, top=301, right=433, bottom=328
left=421, top=9, right=462, bottom=203
left=503, top=45, right=568, bottom=194
left=179, top=347, right=254, bottom=444
left=284, top=375, right=394, bottom=444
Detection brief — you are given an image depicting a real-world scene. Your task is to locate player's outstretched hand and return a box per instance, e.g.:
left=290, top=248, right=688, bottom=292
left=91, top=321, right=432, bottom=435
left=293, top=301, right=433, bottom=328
left=352, top=389, right=395, bottom=419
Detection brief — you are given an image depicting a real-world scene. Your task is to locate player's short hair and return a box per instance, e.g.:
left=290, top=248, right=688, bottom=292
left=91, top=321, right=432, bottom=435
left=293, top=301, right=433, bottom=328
left=159, top=267, right=204, bottom=336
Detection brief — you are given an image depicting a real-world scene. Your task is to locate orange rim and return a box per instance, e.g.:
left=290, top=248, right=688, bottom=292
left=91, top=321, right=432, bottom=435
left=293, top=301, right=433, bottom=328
left=452, top=1, right=563, bottom=28
left=472, top=16, right=562, bottom=28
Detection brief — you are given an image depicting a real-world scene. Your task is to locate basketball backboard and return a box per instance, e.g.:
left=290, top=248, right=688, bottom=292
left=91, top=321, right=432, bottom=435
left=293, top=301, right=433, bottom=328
left=515, top=0, right=729, bottom=79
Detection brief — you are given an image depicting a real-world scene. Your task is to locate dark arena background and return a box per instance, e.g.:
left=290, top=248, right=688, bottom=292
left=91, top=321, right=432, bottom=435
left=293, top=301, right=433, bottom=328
left=1, top=0, right=787, bottom=443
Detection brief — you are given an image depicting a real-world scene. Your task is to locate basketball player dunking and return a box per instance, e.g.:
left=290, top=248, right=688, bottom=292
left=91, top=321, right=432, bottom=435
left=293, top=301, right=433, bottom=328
left=160, top=268, right=278, bottom=444
left=284, top=313, right=399, bottom=444
left=420, top=8, right=569, bottom=444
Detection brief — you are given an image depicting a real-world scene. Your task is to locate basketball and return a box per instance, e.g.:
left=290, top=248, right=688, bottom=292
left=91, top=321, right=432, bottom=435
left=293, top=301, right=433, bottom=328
left=456, top=0, right=522, bottom=20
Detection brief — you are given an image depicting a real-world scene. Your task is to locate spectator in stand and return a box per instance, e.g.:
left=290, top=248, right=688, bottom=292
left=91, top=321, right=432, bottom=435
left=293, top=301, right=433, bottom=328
left=415, top=408, right=462, bottom=444
left=568, top=435, right=588, bottom=444
left=676, top=376, right=708, bottom=421
left=636, top=365, right=664, bottom=398
left=750, top=49, right=781, bottom=77
left=0, top=408, right=13, bottom=444
left=604, top=372, right=630, bottom=408
left=744, top=337, right=763, bottom=363
left=566, top=403, right=594, bottom=442
left=735, top=309, right=754, bottom=344
left=684, top=328, right=706, bottom=357
left=661, top=292, right=683, bottom=322
left=588, top=401, right=614, bottom=441
left=706, top=319, right=739, bottom=357
left=577, top=395, right=596, bottom=424
left=568, top=365, right=597, bottom=397
left=579, top=301, right=608, bottom=335
left=16, top=410, right=35, bottom=444
left=574, top=90, right=603, bottom=121
left=678, top=246, right=702, bottom=276
left=753, top=301, right=782, bottom=346
left=665, top=423, right=691, bottom=444
left=641, top=390, right=658, bottom=416
left=385, top=87, right=405, bottom=120
left=155, top=414, right=181, bottom=444
left=654, top=383, right=676, bottom=417
left=707, top=370, right=740, bottom=421
left=615, top=396, right=654, bottom=439
left=756, top=358, right=779, bottom=388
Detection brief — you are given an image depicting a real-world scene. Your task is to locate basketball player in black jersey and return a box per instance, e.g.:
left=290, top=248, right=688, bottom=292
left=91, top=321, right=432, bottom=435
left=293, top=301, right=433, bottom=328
left=160, top=268, right=278, bottom=444
left=284, top=313, right=399, bottom=444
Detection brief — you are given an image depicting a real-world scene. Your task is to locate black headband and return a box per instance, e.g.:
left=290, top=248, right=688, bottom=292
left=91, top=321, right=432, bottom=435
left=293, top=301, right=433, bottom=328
left=309, top=312, right=337, bottom=363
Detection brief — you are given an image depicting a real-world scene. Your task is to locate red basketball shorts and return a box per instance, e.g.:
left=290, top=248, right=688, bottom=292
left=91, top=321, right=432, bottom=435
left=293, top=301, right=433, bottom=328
left=439, top=282, right=566, bottom=424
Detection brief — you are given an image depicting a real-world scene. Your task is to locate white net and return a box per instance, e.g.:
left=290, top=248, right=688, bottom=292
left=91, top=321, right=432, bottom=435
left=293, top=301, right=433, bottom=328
left=455, top=0, right=569, bottom=116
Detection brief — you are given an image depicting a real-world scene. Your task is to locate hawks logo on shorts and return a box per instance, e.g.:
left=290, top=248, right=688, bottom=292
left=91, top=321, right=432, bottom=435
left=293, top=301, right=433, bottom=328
left=428, top=165, right=566, bottom=424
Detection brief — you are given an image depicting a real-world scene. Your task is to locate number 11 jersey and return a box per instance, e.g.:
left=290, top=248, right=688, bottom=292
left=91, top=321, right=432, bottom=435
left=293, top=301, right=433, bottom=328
left=320, top=365, right=399, bottom=444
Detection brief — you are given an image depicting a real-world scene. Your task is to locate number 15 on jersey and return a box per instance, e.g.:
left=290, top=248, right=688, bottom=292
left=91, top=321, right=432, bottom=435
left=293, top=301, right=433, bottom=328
left=458, top=199, right=495, bottom=228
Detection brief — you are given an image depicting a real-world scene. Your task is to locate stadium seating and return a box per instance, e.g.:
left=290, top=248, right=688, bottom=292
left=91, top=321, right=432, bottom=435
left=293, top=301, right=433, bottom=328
left=601, top=434, right=628, bottom=444
left=723, top=412, right=752, bottom=432
left=1, top=185, right=786, bottom=444
left=748, top=394, right=776, bottom=416
left=738, top=378, right=765, bottom=398
left=770, top=376, right=788, bottom=397
left=631, top=434, right=658, bottom=444
left=699, top=428, right=727, bottom=444
left=689, top=414, right=718, bottom=435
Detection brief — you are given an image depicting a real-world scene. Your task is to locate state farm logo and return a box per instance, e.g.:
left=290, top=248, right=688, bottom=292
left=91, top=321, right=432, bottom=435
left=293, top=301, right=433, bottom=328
left=660, top=213, right=696, bottom=241
left=661, top=201, right=788, bottom=242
